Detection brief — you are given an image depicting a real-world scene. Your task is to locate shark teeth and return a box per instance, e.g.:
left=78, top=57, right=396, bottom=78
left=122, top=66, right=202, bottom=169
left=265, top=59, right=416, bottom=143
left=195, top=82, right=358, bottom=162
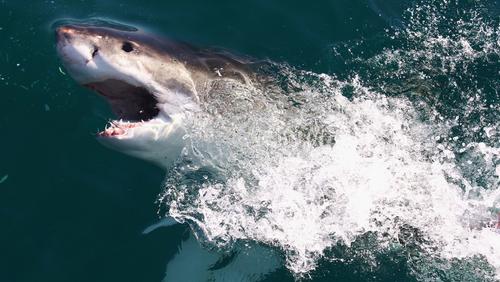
left=98, top=120, right=143, bottom=137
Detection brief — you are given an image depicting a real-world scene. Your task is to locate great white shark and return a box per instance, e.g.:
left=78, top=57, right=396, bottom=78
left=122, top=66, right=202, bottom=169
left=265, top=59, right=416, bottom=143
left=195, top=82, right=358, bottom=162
left=56, top=21, right=257, bottom=168
left=55, top=21, right=280, bottom=281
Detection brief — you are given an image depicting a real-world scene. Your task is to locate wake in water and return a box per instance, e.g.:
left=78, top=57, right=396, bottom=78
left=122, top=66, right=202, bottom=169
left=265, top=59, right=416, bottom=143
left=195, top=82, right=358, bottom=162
left=158, top=0, right=499, bottom=280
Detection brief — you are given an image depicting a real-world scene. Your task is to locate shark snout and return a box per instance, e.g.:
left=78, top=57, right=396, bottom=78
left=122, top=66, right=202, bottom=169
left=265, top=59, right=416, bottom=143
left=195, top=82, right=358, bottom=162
left=55, top=26, right=75, bottom=43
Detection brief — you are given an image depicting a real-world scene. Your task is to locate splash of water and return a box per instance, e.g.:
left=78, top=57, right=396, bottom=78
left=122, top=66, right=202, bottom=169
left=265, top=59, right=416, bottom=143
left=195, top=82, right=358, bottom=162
left=160, top=0, right=499, bottom=279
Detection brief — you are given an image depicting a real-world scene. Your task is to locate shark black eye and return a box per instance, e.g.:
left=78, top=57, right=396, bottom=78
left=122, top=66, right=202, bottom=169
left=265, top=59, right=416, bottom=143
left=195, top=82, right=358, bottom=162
left=121, top=41, right=134, bottom=52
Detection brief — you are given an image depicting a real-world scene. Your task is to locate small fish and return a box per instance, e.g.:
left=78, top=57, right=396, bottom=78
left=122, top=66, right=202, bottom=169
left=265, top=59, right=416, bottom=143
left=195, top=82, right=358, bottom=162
left=0, top=174, right=8, bottom=184
left=58, top=66, right=66, bottom=75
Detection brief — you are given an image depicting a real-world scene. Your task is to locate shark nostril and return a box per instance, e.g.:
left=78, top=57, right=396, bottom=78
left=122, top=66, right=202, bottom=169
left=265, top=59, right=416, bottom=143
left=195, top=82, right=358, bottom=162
left=91, top=46, right=99, bottom=58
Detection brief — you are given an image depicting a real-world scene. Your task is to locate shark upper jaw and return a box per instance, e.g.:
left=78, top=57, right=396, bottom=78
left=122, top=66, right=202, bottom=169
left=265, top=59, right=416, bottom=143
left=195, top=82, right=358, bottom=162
left=55, top=26, right=165, bottom=140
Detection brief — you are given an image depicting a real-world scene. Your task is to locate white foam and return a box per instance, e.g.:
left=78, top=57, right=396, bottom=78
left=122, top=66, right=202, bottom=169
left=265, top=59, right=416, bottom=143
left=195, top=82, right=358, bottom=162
left=162, top=75, right=499, bottom=276
left=161, top=0, right=500, bottom=278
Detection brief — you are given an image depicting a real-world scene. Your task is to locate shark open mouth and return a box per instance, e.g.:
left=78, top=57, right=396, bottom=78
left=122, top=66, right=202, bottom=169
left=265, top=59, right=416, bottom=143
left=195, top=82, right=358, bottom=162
left=84, top=79, right=160, bottom=137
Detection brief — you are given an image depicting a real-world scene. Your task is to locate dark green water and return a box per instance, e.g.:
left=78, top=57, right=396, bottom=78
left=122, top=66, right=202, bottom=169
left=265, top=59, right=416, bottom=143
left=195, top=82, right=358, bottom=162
left=1, top=0, right=499, bottom=281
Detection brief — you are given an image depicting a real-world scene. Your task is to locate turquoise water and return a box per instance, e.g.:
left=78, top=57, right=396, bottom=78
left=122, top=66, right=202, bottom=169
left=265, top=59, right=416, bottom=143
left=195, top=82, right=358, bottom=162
left=1, top=0, right=499, bottom=281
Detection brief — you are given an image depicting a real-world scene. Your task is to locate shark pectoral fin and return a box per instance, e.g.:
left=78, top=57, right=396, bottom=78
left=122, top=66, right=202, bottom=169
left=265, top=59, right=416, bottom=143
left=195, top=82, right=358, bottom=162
left=163, top=232, right=221, bottom=282
left=210, top=243, right=282, bottom=282
left=142, top=216, right=182, bottom=235
left=164, top=231, right=282, bottom=282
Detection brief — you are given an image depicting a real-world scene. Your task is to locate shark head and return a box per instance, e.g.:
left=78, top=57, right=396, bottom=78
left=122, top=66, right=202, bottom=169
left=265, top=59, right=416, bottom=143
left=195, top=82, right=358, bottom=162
left=55, top=22, right=203, bottom=167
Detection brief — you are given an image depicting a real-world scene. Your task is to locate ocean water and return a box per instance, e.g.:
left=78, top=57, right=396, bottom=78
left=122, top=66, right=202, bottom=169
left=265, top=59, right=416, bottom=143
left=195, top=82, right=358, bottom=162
left=0, top=0, right=499, bottom=281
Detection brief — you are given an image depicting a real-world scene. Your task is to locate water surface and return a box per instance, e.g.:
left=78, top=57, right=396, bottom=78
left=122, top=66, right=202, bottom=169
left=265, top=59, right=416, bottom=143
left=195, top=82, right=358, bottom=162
left=0, top=0, right=498, bottom=281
